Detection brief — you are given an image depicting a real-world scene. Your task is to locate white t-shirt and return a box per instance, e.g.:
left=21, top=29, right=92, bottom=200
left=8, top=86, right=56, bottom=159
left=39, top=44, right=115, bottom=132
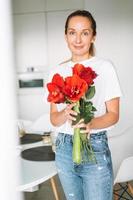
left=45, top=56, right=122, bottom=134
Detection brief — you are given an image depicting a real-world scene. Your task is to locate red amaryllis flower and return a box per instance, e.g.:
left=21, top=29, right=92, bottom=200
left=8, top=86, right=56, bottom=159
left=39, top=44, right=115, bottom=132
left=47, top=73, right=65, bottom=103
left=46, top=65, right=97, bottom=165
left=72, top=63, right=97, bottom=86
left=64, top=74, right=88, bottom=101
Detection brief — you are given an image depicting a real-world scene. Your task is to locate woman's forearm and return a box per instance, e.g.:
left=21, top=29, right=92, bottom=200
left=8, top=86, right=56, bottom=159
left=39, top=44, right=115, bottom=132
left=74, top=111, right=119, bottom=134
left=90, top=111, right=119, bottom=130
left=50, top=109, right=67, bottom=127
left=90, top=98, right=120, bottom=130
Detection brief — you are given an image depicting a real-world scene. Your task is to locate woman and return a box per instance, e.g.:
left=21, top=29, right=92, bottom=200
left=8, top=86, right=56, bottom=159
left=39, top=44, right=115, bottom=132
left=48, top=10, right=122, bottom=200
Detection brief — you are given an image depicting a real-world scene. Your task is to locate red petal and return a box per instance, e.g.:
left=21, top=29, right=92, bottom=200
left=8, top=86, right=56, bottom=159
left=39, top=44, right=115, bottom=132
left=73, top=63, right=85, bottom=75
left=47, top=83, right=60, bottom=93
left=52, top=73, right=64, bottom=88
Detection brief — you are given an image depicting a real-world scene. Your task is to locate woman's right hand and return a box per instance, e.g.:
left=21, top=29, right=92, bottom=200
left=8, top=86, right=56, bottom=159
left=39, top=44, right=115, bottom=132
left=64, top=103, right=77, bottom=122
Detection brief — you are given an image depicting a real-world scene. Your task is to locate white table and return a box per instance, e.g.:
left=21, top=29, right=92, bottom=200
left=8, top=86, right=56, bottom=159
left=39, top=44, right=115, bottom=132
left=17, top=141, right=59, bottom=200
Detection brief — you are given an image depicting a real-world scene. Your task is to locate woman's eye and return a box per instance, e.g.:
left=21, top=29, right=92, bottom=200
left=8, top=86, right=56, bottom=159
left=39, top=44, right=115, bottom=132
left=83, top=31, right=89, bottom=36
left=69, top=31, right=75, bottom=35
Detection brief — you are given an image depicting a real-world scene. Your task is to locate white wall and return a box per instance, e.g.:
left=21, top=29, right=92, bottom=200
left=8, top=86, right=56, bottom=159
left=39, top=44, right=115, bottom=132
left=85, top=0, right=133, bottom=132
left=47, top=10, right=72, bottom=68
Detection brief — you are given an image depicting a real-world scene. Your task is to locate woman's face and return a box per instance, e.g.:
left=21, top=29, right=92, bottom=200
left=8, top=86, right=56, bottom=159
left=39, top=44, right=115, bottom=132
left=65, top=16, right=95, bottom=61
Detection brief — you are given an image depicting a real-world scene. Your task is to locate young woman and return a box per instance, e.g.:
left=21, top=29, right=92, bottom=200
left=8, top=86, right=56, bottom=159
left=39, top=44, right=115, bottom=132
left=48, top=10, right=122, bottom=200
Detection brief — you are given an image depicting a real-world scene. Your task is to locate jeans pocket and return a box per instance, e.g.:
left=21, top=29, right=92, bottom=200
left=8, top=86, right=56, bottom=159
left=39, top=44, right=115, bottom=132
left=91, top=137, right=109, bottom=154
left=91, top=137, right=113, bottom=166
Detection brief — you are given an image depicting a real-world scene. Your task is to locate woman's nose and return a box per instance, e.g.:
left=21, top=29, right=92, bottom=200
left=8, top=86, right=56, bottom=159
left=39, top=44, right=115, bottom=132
left=75, top=33, right=82, bottom=43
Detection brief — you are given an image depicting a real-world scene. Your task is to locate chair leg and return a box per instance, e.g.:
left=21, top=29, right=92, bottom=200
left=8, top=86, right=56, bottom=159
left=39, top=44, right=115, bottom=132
left=50, top=176, right=60, bottom=200
left=128, top=182, right=133, bottom=195
left=114, top=193, right=119, bottom=200
left=114, top=183, right=119, bottom=200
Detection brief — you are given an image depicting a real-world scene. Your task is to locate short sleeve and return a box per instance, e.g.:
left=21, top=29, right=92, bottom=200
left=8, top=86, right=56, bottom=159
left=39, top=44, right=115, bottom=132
left=102, top=61, right=122, bottom=101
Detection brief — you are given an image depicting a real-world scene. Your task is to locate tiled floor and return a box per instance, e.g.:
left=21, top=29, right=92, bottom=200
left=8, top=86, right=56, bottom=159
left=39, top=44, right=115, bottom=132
left=114, top=182, right=133, bottom=200
left=23, top=176, right=133, bottom=200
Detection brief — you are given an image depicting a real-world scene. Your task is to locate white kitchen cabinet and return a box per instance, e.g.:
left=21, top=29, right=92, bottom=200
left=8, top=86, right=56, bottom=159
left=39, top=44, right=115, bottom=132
left=45, top=0, right=84, bottom=11
left=13, top=13, right=47, bottom=72
left=12, top=0, right=46, bottom=14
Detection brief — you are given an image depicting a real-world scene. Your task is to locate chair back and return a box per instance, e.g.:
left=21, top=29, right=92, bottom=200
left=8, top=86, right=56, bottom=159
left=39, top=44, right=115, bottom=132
left=108, top=125, right=133, bottom=179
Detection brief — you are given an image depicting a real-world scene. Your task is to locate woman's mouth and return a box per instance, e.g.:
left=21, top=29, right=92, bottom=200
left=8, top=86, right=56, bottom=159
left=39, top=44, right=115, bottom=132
left=74, top=45, right=83, bottom=50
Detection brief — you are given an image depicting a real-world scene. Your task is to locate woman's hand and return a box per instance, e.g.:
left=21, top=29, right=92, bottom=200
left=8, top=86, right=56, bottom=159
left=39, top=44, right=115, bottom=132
left=64, top=103, right=77, bottom=122
left=50, top=102, right=77, bottom=127
left=72, top=119, right=91, bottom=134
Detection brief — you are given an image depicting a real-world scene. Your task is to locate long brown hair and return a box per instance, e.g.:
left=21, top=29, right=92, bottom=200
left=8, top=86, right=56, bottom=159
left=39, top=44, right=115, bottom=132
left=65, top=10, right=97, bottom=56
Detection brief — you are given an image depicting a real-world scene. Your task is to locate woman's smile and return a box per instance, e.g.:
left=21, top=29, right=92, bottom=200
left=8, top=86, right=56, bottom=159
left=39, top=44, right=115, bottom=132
left=74, top=45, right=84, bottom=49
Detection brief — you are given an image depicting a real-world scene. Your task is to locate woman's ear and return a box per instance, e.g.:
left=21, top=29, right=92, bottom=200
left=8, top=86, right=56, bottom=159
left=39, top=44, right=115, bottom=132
left=91, top=36, right=96, bottom=43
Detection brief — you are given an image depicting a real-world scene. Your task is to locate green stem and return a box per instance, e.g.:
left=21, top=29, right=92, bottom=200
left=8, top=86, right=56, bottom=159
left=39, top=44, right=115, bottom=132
left=72, top=127, right=81, bottom=164
left=74, top=101, right=80, bottom=113
left=72, top=101, right=96, bottom=164
left=72, top=101, right=82, bottom=164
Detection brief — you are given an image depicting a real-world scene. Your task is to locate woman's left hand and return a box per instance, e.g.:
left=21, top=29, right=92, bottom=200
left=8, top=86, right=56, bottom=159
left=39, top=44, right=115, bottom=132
left=72, top=119, right=91, bottom=134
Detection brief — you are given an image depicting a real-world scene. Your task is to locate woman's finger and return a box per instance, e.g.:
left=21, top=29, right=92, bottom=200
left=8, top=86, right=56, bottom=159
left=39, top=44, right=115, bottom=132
left=64, top=103, right=77, bottom=118
left=80, top=123, right=91, bottom=134
left=72, top=122, right=91, bottom=134
left=72, top=122, right=86, bottom=129
left=78, top=118, right=84, bottom=124
left=80, top=128, right=90, bottom=134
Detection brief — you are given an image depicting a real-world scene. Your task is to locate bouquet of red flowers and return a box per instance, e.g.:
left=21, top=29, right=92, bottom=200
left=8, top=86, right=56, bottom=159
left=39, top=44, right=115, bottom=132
left=47, top=63, right=97, bottom=164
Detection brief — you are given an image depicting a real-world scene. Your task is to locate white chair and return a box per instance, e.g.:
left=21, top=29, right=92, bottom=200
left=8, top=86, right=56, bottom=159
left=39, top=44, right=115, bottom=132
left=23, top=113, right=54, bottom=134
left=108, top=126, right=133, bottom=199
left=113, top=157, right=133, bottom=199
left=114, top=157, right=133, bottom=184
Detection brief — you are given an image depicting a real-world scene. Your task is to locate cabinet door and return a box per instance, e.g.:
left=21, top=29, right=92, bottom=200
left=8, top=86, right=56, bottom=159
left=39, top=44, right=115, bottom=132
left=12, top=0, right=46, bottom=14
left=13, top=13, right=47, bottom=72
left=47, top=11, right=72, bottom=68
left=46, top=0, right=84, bottom=11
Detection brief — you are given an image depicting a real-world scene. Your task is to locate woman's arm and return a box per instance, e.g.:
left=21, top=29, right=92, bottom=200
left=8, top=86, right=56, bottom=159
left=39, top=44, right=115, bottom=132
left=50, top=97, right=120, bottom=131
left=90, top=97, right=120, bottom=129
left=74, top=97, right=120, bottom=133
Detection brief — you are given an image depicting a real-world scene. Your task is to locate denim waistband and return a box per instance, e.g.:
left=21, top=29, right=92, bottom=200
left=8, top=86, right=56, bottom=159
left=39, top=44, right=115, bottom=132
left=58, top=131, right=107, bottom=143
left=91, top=131, right=107, bottom=140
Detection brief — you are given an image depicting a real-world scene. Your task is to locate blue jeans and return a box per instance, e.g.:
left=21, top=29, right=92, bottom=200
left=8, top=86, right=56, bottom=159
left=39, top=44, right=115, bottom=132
left=55, top=131, right=113, bottom=200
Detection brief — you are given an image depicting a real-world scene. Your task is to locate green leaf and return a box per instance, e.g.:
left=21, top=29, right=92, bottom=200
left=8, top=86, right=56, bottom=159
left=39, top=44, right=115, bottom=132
left=85, top=102, right=93, bottom=112
left=92, top=106, right=97, bottom=111
left=65, top=99, right=71, bottom=104
left=84, top=112, right=94, bottom=124
left=85, top=86, right=95, bottom=100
